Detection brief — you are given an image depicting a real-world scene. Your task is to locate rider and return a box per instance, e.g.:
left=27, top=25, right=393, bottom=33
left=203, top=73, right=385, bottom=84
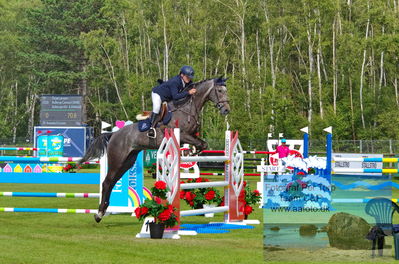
left=274, top=138, right=290, bottom=158
left=148, top=65, right=197, bottom=137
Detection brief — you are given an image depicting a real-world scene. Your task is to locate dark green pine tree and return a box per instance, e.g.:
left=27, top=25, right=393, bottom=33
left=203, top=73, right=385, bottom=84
left=22, top=0, right=114, bottom=119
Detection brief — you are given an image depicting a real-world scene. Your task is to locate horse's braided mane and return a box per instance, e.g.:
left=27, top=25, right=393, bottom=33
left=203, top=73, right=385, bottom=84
left=185, top=78, right=214, bottom=91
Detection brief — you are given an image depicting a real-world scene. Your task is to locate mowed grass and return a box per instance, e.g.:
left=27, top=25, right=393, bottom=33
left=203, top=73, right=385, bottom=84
left=0, top=176, right=264, bottom=264
left=2, top=175, right=398, bottom=264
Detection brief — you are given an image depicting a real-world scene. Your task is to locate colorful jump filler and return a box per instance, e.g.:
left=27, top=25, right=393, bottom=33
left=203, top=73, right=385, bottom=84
left=100, top=120, right=152, bottom=212
left=0, top=130, right=65, bottom=173
left=261, top=126, right=332, bottom=211
left=136, top=127, right=247, bottom=239
left=0, top=120, right=151, bottom=214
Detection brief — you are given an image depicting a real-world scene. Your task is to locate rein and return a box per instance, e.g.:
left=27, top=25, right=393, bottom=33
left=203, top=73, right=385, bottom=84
left=171, top=79, right=228, bottom=125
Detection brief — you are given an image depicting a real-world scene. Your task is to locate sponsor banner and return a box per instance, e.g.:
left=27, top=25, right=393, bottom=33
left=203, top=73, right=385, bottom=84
left=333, top=153, right=383, bottom=176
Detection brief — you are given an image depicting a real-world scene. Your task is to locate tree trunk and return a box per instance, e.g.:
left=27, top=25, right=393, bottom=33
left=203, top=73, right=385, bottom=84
left=349, top=77, right=355, bottom=139
left=263, top=1, right=276, bottom=132
left=332, top=17, right=337, bottom=114
left=12, top=81, right=18, bottom=144
left=78, top=60, right=88, bottom=124
left=256, top=28, right=261, bottom=78
left=307, top=18, right=314, bottom=124
left=161, top=2, right=169, bottom=80
left=204, top=28, right=207, bottom=79
left=394, top=77, right=399, bottom=108
left=359, top=1, right=370, bottom=129
left=121, top=13, right=130, bottom=73
left=317, top=9, right=323, bottom=119
left=101, top=44, right=129, bottom=119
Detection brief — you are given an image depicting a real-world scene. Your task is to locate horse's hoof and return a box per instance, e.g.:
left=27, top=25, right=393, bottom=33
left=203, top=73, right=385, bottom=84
left=94, top=214, right=102, bottom=223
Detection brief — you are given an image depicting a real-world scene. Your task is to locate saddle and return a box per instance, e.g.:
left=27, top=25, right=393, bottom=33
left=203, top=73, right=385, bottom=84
left=137, top=103, right=173, bottom=132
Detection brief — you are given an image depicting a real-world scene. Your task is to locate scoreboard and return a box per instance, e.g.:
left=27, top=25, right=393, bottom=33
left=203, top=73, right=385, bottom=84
left=40, top=95, right=85, bottom=126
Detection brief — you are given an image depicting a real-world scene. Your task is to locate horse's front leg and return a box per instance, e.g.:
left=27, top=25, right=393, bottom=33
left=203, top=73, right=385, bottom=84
left=180, top=134, right=208, bottom=154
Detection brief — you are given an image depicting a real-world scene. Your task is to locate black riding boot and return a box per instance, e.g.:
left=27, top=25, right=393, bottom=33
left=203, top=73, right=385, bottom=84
left=147, top=112, right=158, bottom=138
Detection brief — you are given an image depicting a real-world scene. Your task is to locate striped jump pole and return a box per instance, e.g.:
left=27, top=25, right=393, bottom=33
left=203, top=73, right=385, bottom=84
left=0, top=156, right=99, bottom=164
left=332, top=168, right=398, bottom=174
left=200, top=172, right=260, bottom=176
left=0, top=147, right=44, bottom=151
left=0, top=208, right=98, bottom=214
left=80, top=161, right=100, bottom=165
left=181, top=156, right=229, bottom=163
left=201, top=150, right=273, bottom=155
left=0, top=156, right=83, bottom=163
left=0, top=192, right=100, bottom=198
left=333, top=157, right=399, bottom=163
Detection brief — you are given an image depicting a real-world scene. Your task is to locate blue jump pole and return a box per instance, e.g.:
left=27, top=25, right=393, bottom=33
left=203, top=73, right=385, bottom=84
left=300, top=127, right=309, bottom=158
left=0, top=156, right=82, bottom=163
left=0, top=192, right=99, bottom=198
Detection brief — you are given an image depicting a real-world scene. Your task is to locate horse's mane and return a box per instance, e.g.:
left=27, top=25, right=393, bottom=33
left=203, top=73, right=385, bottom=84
left=185, top=76, right=227, bottom=91
left=184, top=78, right=212, bottom=91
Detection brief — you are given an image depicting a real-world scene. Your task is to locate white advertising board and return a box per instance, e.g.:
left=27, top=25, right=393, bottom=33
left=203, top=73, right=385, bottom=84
left=332, top=153, right=383, bottom=176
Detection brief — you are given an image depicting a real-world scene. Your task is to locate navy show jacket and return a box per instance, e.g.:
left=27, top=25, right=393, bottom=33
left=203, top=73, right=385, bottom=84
left=152, top=75, right=191, bottom=102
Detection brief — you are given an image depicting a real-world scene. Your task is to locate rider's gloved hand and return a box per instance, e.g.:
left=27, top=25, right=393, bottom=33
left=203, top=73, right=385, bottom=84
left=189, top=88, right=197, bottom=95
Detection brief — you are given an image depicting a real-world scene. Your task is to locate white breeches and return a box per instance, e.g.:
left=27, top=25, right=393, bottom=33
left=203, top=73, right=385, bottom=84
left=152, top=92, right=162, bottom=114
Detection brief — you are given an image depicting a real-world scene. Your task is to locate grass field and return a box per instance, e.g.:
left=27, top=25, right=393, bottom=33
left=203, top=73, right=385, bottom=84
left=2, top=173, right=399, bottom=263
left=0, top=175, right=264, bottom=264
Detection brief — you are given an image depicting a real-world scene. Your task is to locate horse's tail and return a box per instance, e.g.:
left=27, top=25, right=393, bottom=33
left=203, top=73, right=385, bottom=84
left=78, top=133, right=113, bottom=165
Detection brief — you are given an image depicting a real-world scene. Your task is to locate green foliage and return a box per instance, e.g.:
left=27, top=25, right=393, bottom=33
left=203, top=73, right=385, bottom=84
left=0, top=0, right=399, bottom=143
left=0, top=180, right=264, bottom=263
left=181, top=177, right=223, bottom=209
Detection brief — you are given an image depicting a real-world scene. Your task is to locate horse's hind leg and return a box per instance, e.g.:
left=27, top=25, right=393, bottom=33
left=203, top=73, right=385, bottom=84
left=95, top=150, right=140, bottom=223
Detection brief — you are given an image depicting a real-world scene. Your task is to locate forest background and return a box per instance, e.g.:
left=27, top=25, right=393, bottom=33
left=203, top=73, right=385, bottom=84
left=1, top=0, right=399, bottom=149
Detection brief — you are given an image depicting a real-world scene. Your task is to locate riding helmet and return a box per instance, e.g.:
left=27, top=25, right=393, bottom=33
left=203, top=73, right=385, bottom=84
left=180, top=65, right=195, bottom=79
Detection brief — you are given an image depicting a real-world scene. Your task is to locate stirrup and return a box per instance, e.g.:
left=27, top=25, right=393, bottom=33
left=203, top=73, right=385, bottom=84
left=147, top=128, right=156, bottom=138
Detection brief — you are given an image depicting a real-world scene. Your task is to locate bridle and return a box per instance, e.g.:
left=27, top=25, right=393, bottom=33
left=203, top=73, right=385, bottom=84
left=172, top=79, right=229, bottom=124
left=212, top=85, right=229, bottom=110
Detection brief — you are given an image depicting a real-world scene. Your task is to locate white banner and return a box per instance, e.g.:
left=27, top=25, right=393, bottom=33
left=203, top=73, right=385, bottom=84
left=257, top=165, right=285, bottom=173
left=332, top=153, right=383, bottom=176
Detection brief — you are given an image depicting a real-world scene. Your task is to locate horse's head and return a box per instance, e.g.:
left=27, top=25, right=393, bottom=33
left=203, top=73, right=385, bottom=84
left=208, top=77, right=230, bottom=115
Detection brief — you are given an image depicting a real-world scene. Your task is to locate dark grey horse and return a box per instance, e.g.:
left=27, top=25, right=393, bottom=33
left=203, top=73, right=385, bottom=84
left=79, top=77, right=230, bottom=222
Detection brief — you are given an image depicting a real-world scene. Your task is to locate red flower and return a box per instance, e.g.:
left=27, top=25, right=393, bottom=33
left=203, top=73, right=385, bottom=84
left=167, top=204, right=174, bottom=213
left=180, top=190, right=186, bottom=199
left=204, top=178, right=209, bottom=182
left=134, top=206, right=148, bottom=219
left=185, top=191, right=196, bottom=202
left=154, top=197, right=162, bottom=204
left=243, top=181, right=247, bottom=187
left=244, top=205, right=253, bottom=216
left=196, top=177, right=203, bottom=183
left=253, top=190, right=260, bottom=196
left=205, top=190, right=215, bottom=200
left=189, top=201, right=194, bottom=207
left=158, top=209, right=171, bottom=221
left=297, top=171, right=305, bottom=175
left=220, top=197, right=225, bottom=206
left=154, top=181, right=167, bottom=190
left=134, top=207, right=141, bottom=218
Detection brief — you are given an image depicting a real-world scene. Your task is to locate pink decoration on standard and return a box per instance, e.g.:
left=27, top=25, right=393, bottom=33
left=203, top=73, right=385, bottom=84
left=115, top=120, right=125, bottom=128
